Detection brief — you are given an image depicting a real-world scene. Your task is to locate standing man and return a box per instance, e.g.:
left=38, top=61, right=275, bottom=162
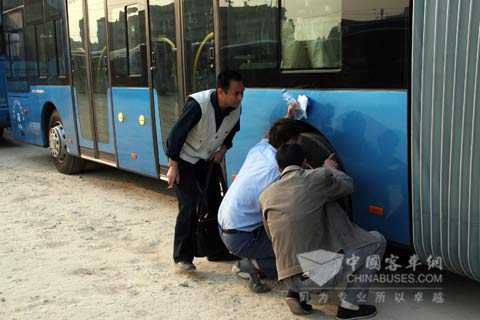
left=260, top=143, right=386, bottom=318
left=166, top=70, right=244, bottom=272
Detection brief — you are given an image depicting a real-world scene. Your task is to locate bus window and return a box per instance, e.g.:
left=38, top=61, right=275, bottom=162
left=182, top=0, right=215, bottom=95
left=55, top=19, right=66, bottom=77
left=36, top=24, right=48, bottom=78
left=219, top=0, right=278, bottom=72
left=280, top=0, right=341, bottom=71
left=126, top=4, right=141, bottom=76
left=5, top=11, right=23, bottom=78
left=108, top=1, right=147, bottom=86
left=45, top=20, right=57, bottom=77
left=24, top=0, right=47, bottom=79
left=44, top=0, right=66, bottom=78
left=4, top=8, right=27, bottom=91
left=219, top=0, right=410, bottom=89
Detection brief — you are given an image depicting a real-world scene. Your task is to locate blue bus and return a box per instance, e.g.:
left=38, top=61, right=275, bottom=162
left=1, top=0, right=478, bottom=281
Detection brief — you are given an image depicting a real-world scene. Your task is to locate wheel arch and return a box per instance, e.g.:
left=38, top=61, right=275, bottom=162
left=296, top=120, right=352, bottom=219
left=42, top=101, right=57, bottom=147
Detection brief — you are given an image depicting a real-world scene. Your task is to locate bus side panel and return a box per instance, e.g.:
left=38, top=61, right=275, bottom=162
left=227, top=89, right=410, bottom=245
left=8, top=94, right=31, bottom=143
left=112, top=87, right=157, bottom=177
left=30, top=86, right=79, bottom=156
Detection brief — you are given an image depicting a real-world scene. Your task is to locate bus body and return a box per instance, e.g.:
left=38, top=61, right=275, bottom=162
left=1, top=0, right=478, bottom=281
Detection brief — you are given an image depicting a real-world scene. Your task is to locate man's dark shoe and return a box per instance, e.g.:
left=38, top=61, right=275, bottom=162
left=285, top=290, right=313, bottom=315
left=175, top=261, right=196, bottom=273
left=232, top=259, right=257, bottom=273
left=236, top=271, right=271, bottom=293
left=232, top=259, right=271, bottom=293
left=249, top=273, right=271, bottom=293
left=336, top=304, right=377, bottom=320
left=207, top=252, right=240, bottom=262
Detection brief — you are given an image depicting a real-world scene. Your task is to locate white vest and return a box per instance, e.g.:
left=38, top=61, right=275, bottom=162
left=180, top=89, right=241, bottom=164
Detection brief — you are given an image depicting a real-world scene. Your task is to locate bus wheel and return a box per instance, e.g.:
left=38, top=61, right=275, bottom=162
left=48, top=110, right=85, bottom=174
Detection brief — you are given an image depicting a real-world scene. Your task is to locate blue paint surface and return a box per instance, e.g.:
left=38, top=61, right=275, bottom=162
left=112, top=88, right=157, bottom=177
left=8, top=86, right=78, bottom=156
left=6, top=81, right=410, bottom=245
left=8, top=94, right=30, bottom=141
left=226, top=89, right=410, bottom=245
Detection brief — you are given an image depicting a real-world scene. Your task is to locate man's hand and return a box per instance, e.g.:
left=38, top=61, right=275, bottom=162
left=167, top=160, right=180, bottom=188
left=209, top=145, right=227, bottom=164
left=323, top=153, right=338, bottom=173
left=285, top=105, right=295, bottom=119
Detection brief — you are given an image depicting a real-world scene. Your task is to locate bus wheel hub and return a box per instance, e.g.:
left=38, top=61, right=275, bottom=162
left=49, top=124, right=67, bottom=161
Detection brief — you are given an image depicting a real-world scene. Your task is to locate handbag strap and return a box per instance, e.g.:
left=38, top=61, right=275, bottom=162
left=199, top=162, right=214, bottom=196
left=196, top=162, right=215, bottom=222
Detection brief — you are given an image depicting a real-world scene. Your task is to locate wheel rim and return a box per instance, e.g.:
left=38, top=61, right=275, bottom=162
left=49, top=123, right=67, bottom=161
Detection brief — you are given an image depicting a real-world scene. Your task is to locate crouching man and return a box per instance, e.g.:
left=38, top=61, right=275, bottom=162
left=218, top=118, right=302, bottom=293
left=259, top=143, right=386, bottom=319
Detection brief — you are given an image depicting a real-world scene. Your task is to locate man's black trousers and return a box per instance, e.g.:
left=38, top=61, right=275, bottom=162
left=173, top=158, right=222, bottom=263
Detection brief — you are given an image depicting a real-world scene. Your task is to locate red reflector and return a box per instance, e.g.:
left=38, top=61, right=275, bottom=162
left=68, top=138, right=73, bottom=144
left=369, top=205, right=384, bottom=216
left=34, top=132, right=40, bottom=137
left=23, top=108, right=28, bottom=115
left=232, top=174, right=237, bottom=181
left=131, top=153, right=137, bottom=159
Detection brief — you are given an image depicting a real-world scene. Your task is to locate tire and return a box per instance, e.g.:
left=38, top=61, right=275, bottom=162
left=0, top=127, right=3, bottom=139
left=300, top=131, right=352, bottom=219
left=48, top=110, right=85, bottom=174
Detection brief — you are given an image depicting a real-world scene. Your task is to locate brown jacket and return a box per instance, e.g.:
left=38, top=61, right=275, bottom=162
left=259, top=165, right=377, bottom=280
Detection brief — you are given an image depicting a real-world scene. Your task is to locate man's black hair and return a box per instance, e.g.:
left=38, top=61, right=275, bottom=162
left=268, top=118, right=303, bottom=149
left=217, top=70, right=243, bottom=92
left=276, top=143, right=306, bottom=169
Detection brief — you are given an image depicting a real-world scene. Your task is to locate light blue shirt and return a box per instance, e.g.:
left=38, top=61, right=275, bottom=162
left=218, top=139, right=280, bottom=231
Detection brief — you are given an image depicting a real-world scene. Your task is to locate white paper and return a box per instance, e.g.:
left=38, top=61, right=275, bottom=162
left=297, top=95, right=309, bottom=119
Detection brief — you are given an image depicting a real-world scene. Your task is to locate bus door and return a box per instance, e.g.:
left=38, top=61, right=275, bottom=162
left=148, top=0, right=181, bottom=170
left=107, top=0, right=157, bottom=177
left=67, top=0, right=116, bottom=164
left=148, top=0, right=216, bottom=172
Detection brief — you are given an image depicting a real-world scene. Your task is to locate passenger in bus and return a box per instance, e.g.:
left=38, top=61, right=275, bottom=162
left=218, top=117, right=302, bottom=293
left=259, top=143, right=386, bottom=319
left=166, top=70, right=244, bottom=273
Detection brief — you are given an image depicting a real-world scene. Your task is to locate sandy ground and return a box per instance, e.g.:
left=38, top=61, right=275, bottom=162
left=0, top=130, right=335, bottom=320
left=1, top=129, right=480, bottom=320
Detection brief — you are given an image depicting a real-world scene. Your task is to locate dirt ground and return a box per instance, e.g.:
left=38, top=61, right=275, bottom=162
left=2, top=129, right=480, bottom=320
left=0, top=130, right=339, bottom=319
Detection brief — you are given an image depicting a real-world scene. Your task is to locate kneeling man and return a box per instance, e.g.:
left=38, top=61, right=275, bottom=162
left=259, top=143, right=386, bottom=319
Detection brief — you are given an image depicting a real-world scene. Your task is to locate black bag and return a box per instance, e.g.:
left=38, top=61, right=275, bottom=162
left=194, top=163, right=230, bottom=257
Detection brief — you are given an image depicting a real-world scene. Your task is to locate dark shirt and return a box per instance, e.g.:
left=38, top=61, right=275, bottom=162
left=166, top=91, right=241, bottom=161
